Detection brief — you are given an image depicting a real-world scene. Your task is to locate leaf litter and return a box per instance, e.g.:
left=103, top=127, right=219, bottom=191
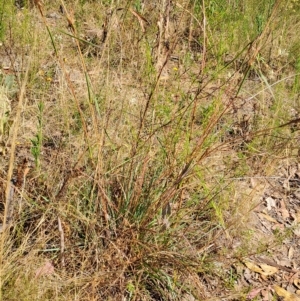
left=202, top=162, right=300, bottom=300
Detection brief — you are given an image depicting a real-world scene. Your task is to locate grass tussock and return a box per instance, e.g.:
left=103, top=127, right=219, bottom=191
left=0, top=0, right=299, bottom=299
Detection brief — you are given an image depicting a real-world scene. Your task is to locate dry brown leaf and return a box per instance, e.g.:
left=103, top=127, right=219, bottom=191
left=247, top=288, right=262, bottom=299
left=244, top=261, right=267, bottom=279
left=244, top=261, right=264, bottom=274
left=274, top=285, right=300, bottom=301
left=258, top=212, right=278, bottom=223
left=259, top=263, right=278, bottom=275
left=288, top=247, right=294, bottom=260
left=278, top=259, right=292, bottom=269
left=294, top=279, right=300, bottom=289
left=280, top=200, right=290, bottom=220
left=243, top=261, right=278, bottom=280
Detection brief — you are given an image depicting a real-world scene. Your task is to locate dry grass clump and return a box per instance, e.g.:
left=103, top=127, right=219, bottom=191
left=0, top=0, right=299, bottom=300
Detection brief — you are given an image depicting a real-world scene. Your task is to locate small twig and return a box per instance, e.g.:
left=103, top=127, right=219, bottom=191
left=200, top=0, right=207, bottom=74
left=228, top=176, right=294, bottom=181
left=129, top=8, right=149, bottom=33
left=0, top=181, right=14, bottom=233
left=257, top=257, right=298, bottom=274
left=58, top=217, right=65, bottom=267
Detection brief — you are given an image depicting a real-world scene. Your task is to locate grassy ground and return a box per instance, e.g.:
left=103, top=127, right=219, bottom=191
left=0, top=0, right=300, bottom=300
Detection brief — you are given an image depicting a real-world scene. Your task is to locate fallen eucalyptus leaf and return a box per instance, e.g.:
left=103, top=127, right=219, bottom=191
left=244, top=261, right=263, bottom=274
left=294, top=279, right=300, bottom=290
left=259, top=263, right=278, bottom=276
left=274, top=285, right=300, bottom=301
left=243, top=261, right=278, bottom=279
left=247, top=288, right=262, bottom=299
left=288, top=247, right=294, bottom=260
left=258, top=212, right=278, bottom=223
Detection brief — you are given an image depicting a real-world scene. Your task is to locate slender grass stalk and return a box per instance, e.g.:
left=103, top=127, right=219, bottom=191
left=0, top=43, right=32, bottom=301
